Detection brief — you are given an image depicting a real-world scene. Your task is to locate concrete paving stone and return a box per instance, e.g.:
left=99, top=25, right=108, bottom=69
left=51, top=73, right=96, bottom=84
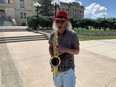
left=6, top=40, right=49, bottom=61
left=75, top=50, right=116, bottom=87
left=101, top=39, right=116, bottom=43
left=6, top=40, right=54, bottom=87
left=6, top=39, right=116, bottom=87
left=80, top=39, right=116, bottom=60
left=0, top=43, right=24, bottom=87
left=104, top=79, right=116, bottom=87
left=0, top=66, right=1, bottom=87
left=80, top=40, right=107, bottom=49
left=0, top=28, right=116, bottom=87
left=0, top=26, right=28, bottom=30
left=3, top=31, right=42, bottom=37
left=0, top=43, right=3, bottom=87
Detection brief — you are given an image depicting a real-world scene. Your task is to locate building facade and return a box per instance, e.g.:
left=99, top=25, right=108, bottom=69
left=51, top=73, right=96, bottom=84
left=0, top=0, right=36, bottom=25
left=58, top=2, right=84, bottom=19
left=0, top=0, right=84, bottom=25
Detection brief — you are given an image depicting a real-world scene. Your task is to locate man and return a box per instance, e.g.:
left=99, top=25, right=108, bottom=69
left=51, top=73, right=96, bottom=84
left=49, top=10, right=80, bottom=87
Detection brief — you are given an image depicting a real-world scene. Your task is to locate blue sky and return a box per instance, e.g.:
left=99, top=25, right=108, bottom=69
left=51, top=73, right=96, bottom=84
left=59, top=0, right=116, bottom=18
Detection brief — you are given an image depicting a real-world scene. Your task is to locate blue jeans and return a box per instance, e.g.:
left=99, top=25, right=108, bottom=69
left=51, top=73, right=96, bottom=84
left=53, top=68, right=76, bottom=87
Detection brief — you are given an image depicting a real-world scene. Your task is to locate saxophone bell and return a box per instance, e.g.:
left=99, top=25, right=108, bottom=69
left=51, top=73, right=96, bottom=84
left=50, top=56, right=61, bottom=67
left=50, top=56, right=61, bottom=76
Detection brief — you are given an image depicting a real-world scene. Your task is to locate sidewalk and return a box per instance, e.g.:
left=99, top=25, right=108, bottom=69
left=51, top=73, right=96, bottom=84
left=0, top=30, right=116, bottom=87
left=0, top=66, right=1, bottom=87
left=80, top=39, right=116, bottom=60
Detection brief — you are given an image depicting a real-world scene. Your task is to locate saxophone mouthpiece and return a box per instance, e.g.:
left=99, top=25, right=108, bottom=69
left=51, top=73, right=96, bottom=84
left=58, top=26, right=61, bottom=29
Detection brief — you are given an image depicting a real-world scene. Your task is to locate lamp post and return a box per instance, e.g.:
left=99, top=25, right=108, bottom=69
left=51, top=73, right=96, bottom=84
left=33, top=2, right=41, bottom=29
left=51, top=1, right=60, bottom=17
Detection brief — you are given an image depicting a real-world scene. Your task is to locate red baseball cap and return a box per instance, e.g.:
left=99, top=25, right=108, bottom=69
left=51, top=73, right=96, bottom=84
left=52, top=10, right=68, bottom=21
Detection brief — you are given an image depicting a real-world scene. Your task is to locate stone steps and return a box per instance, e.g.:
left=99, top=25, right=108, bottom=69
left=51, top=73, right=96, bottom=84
left=0, top=26, right=28, bottom=32
left=0, top=35, right=46, bottom=43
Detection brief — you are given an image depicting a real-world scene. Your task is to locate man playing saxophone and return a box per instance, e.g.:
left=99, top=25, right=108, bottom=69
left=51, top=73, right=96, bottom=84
left=49, top=10, right=80, bottom=87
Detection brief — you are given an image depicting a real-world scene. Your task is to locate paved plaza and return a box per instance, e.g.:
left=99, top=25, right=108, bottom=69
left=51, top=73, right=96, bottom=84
left=0, top=26, right=116, bottom=87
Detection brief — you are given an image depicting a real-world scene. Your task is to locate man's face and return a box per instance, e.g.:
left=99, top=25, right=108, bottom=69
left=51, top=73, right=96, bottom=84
left=55, top=20, right=67, bottom=30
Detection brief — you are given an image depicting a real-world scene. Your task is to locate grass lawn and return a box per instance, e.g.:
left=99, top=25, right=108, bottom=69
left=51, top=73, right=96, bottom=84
left=78, top=35, right=116, bottom=41
left=39, top=28, right=116, bottom=41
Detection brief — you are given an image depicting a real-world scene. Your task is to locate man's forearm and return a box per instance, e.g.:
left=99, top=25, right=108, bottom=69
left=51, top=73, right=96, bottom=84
left=57, top=46, right=80, bottom=55
left=65, top=48, right=79, bottom=55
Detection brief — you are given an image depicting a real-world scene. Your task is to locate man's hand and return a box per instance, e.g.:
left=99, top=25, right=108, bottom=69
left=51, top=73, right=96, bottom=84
left=57, top=46, right=67, bottom=53
left=57, top=45, right=80, bottom=55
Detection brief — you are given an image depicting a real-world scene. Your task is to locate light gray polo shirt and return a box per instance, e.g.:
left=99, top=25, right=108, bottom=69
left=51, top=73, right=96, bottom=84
left=49, top=29, right=79, bottom=72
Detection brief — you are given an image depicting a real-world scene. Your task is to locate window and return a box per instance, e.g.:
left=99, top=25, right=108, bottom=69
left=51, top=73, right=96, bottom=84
left=20, top=0, right=25, bottom=8
left=59, top=8, right=61, bottom=10
left=66, top=9, right=68, bottom=12
left=62, top=8, right=65, bottom=11
left=8, top=0, right=10, bottom=4
left=24, top=13, right=26, bottom=19
left=20, top=12, right=26, bottom=19
left=20, top=12, right=23, bottom=19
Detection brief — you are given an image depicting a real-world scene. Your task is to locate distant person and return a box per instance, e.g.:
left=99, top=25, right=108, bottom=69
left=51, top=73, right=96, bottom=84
left=49, top=10, right=80, bottom=87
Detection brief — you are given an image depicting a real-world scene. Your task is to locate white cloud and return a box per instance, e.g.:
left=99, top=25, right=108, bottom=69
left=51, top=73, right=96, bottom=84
left=60, top=0, right=74, bottom=3
left=85, top=3, right=108, bottom=18
left=60, top=0, right=82, bottom=5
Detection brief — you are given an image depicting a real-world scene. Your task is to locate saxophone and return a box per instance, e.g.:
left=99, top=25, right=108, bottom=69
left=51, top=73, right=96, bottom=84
left=50, top=31, right=61, bottom=76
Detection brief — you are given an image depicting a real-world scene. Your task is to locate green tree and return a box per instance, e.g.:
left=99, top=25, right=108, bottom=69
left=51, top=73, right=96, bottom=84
left=38, top=0, right=54, bottom=16
left=27, top=15, right=52, bottom=30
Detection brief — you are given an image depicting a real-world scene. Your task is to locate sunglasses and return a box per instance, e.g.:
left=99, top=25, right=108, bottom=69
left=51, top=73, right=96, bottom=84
left=56, top=20, right=66, bottom=23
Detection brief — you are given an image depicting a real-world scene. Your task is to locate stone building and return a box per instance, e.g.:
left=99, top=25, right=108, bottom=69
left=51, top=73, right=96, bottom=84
left=58, top=2, right=84, bottom=19
left=0, top=0, right=84, bottom=25
left=0, top=0, right=36, bottom=25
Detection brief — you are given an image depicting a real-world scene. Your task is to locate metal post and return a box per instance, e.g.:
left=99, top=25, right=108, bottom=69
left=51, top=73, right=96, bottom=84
left=37, top=6, right=39, bottom=29
left=54, top=3, right=59, bottom=17
left=55, top=3, right=57, bottom=17
left=33, top=2, right=41, bottom=30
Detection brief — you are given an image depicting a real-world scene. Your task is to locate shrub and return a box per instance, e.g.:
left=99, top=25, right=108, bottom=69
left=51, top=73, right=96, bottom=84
left=21, top=22, right=26, bottom=26
left=27, top=16, right=52, bottom=30
left=27, top=16, right=38, bottom=29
